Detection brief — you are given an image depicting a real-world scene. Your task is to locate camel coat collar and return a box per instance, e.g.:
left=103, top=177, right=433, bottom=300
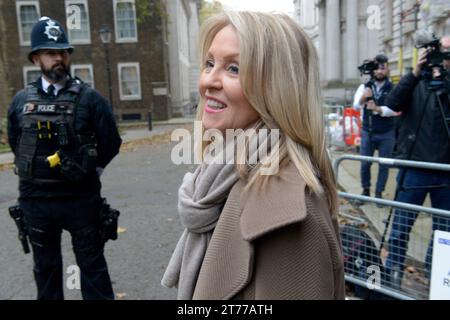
left=240, top=163, right=308, bottom=241
left=193, top=163, right=311, bottom=300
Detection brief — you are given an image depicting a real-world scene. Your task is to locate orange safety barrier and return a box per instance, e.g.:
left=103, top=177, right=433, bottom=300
left=342, top=107, right=361, bottom=147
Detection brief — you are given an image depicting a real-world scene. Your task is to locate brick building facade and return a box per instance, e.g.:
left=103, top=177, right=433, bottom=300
left=0, top=0, right=200, bottom=121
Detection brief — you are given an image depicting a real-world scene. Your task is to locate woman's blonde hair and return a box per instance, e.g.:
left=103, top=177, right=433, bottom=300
left=197, top=11, right=338, bottom=215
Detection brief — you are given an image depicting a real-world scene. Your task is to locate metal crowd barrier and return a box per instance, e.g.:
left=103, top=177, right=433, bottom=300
left=333, top=154, right=450, bottom=300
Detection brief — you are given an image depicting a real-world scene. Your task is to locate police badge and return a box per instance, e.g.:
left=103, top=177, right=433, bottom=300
left=44, top=19, right=62, bottom=41
left=23, top=103, right=35, bottom=114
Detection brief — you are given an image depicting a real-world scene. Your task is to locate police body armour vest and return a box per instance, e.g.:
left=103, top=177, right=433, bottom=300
left=15, top=81, right=96, bottom=184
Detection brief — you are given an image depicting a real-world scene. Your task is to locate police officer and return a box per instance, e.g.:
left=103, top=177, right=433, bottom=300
left=7, top=17, right=122, bottom=300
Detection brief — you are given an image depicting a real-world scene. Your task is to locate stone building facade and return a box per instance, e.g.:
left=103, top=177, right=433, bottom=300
left=294, top=0, right=450, bottom=105
left=165, top=0, right=200, bottom=117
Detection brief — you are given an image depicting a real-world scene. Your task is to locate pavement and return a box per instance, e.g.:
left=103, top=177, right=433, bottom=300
left=0, top=152, right=13, bottom=166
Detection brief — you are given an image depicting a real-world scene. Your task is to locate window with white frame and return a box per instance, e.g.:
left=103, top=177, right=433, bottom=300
left=118, top=63, right=141, bottom=100
left=71, top=64, right=94, bottom=88
left=65, top=0, right=91, bottom=44
left=16, top=1, right=41, bottom=46
left=23, top=66, right=41, bottom=86
left=113, top=0, right=138, bottom=43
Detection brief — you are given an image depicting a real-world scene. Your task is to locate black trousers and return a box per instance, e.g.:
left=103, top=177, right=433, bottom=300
left=20, top=196, right=114, bottom=300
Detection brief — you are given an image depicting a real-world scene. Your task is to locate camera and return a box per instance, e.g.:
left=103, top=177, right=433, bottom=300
left=358, top=60, right=379, bottom=77
left=358, top=54, right=389, bottom=78
left=415, top=31, right=450, bottom=67
left=358, top=54, right=389, bottom=94
left=414, top=30, right=450, bottom=86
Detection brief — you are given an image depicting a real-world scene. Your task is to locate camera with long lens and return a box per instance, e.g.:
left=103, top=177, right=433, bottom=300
left=414, top=30, right=450, bottom=89
left=357, top=54, right=389, bottom=103
left=358, top=54, right=388, bottom=82
left=358, top=60, right=379, bottom=78
left=358, top=60, right=379, bottom=102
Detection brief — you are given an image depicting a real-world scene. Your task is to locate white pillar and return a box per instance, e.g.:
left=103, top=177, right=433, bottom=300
left=346, top=0, right=358, bottom=81
left=167, top=0, right=191, bottom=115
left=384, top=0, right=393, bottom=39
left=293, top=0, right=301, bottom=25
left=188, top=1, right=200, bottom=103
left=325, top=0, right=341, bottom=82
left=318, top=2, right=326, bottom=81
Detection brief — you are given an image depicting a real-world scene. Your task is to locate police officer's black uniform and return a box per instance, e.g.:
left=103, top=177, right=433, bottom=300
left=7, top=17, right=122, bottom=300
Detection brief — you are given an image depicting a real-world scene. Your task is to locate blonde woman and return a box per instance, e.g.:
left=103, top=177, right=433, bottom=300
left=162, top=11, right=345, bottom=300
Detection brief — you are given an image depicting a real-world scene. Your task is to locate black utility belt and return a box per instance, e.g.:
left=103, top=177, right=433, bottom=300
left=31, top=153, right=83, bottom=180
left=19, top=148, right=97, bottom=184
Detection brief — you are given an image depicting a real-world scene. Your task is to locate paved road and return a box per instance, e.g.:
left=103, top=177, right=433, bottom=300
left=0, top=134, right=192, bottom=299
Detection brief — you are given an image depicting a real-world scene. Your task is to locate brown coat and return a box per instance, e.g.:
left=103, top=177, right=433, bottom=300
left=193, top=162, right=345, bottom=300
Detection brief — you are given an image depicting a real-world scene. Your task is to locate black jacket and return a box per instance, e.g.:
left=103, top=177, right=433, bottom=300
left=7, top=77, right=122, bottom=198
left=385, top=72, right=450, bottom=164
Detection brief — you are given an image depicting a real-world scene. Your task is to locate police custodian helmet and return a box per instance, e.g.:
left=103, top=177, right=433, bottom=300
left=28, top=16, right=74, bottom=62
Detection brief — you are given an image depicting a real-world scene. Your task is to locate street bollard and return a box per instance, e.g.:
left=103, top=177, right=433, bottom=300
left=148, top=111, right=152, bottom=131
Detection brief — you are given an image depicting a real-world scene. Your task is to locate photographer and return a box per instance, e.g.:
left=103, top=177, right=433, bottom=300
left=384, top=34, right=450, bottom=287
left=353, top=54, right=398, bottom=201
